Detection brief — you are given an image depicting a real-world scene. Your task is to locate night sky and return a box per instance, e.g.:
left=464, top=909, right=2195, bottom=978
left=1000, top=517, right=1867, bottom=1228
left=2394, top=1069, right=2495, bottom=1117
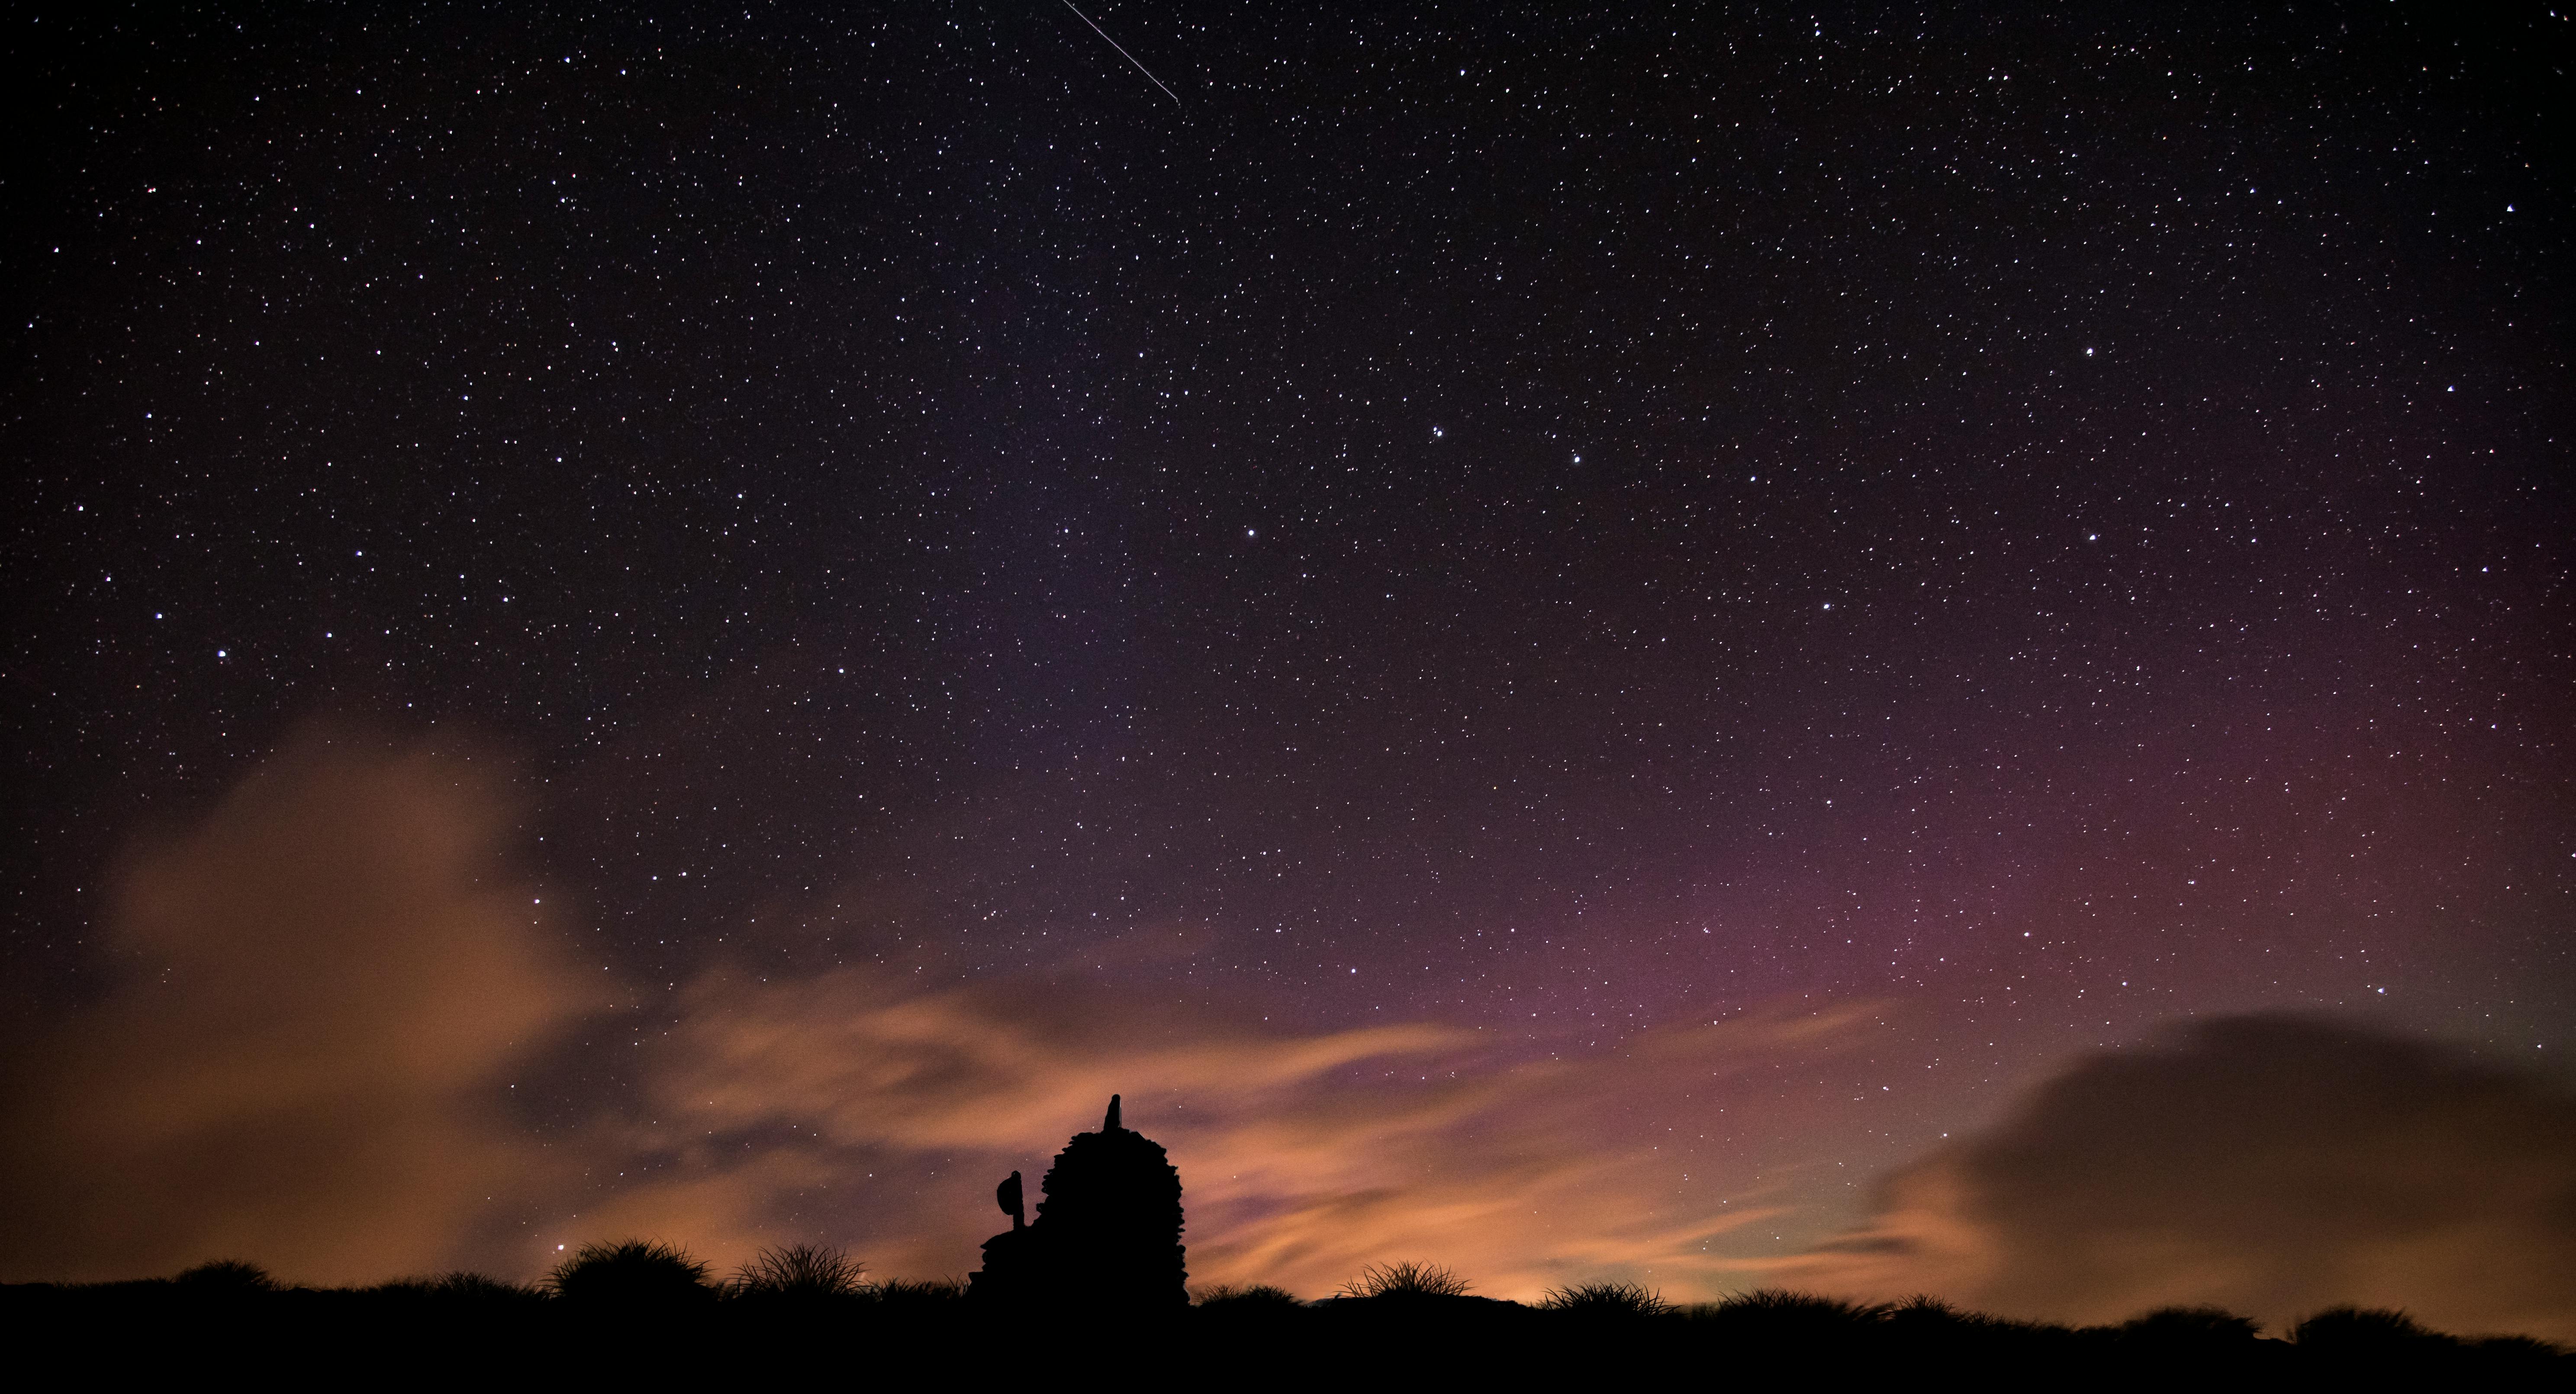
left=6, top=2, right=2573, bottom=1328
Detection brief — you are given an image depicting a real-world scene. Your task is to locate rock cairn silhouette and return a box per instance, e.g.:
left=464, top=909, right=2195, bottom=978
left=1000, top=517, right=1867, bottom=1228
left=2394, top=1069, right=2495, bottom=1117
left=971, top=1094, right=1188, bottom=1310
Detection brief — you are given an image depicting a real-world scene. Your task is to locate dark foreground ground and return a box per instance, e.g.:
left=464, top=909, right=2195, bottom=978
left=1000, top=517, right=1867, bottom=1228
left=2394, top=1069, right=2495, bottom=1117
left=5, top=1274, right=2564, bottom=1388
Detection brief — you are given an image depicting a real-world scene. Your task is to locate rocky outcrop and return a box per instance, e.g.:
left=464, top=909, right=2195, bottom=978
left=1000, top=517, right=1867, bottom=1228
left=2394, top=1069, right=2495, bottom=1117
left=971, top=1094, right=1187, bottom=1310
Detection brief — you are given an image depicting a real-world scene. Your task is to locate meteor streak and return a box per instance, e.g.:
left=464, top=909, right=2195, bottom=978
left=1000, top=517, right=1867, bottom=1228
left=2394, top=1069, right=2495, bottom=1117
left=1060, top=0, right=1180, bottom=105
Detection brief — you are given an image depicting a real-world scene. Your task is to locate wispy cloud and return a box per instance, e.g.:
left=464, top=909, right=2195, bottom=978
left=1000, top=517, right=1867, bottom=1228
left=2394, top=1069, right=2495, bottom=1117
left=0, top=732, right=608, bottom=1285
left=42, top=741, right=2559, bottom=1338
left=581, top=969, right=1881, bottom=1296
left=0, top=732, right=1893, bottom=1294
left=1768, top=1015, right=2576, bottom=1340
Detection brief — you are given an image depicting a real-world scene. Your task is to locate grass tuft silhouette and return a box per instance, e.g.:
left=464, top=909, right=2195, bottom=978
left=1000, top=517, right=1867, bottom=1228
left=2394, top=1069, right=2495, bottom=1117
left=365, top=1271, right=544, bottom=1305
left=429, top=1271, right=538, bottom=1298
left=873, top=1276, right=969, bottom=1305
left=1713, top=1288, right=1885, bottom=1320
left=1194, top=1283, right=1304, bottom=1308
left=1688, top=1287, right=1889, bottom=1343
left=2291, top=1305, right=2446, bottom=1349
left=1884, top=1293, right=1960, bottom=1321
left=729, top=1243, right=867, bottom=1301
left=2122, top=1298, right=2267, bottom=1350
left=2468, top=1334, right=2564, bottom=1361
left=1877, top=1292, right=2053, bottom=1349
left=174, top=1259, right=274, bottom=1292
left=2118, top=1304, right=2263, bottom=1345
left=1337, top=1260, right=1473, bottom=1299
left=550, top=1239, right=715, bottom=1306
left=1540, top=1281, right=1673, bottom=1317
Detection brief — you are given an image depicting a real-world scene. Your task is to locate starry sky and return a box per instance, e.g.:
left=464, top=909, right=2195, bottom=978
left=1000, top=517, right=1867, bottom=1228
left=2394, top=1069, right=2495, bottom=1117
left=5, top=1, right=2573, bottom=1322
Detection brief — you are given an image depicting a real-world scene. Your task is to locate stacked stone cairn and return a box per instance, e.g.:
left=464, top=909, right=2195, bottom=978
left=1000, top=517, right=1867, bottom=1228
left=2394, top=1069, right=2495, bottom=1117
left=971, top=1094, right=1188, bottom=1310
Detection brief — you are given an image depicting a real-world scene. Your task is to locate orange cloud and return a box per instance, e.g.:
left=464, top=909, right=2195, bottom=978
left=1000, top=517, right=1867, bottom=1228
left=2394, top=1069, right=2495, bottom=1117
left=1771, top=1015, right=2576, bottom=1340
left=23, top=737, right=2568, bottom=1343
left=0, top=732, right=1891, bottom=1294
left=0, top=732, right=606, bottom=1285
left=583, top=968, right=1882, bottom=1297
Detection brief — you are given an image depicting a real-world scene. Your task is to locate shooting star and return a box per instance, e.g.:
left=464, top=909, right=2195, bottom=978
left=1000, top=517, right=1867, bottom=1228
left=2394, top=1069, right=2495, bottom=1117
left=1060, top=0, right=1180, bottom=105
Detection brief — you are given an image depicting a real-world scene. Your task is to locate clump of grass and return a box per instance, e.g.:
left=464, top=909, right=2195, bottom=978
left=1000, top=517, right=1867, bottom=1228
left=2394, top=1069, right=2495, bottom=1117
left=1884, top=1294, right=1960, bottom=1320
left=1195, top=1283, right=1305, bottom=1308
left=1721, top=1288, right=1885, bottom=1317
left=1880, top=1293, right=2035, bottom=1333
left=429, top=1271, right=539, bottom=1299
left=2468, top=1334, right=2565, bottom=1361
left=2291, top=1306, right=2451, bottom=1349
left=549, top=1239, right=715, bottom=1306
left=367, top=1272, right=543, bottom=1304
left=1691, top=1288, right=1888, bottom=1338
left=729, top=1243, right=867, bottom=1300
left=1337, top=1261, right=1474, bottom=1299
left=2119, top=1305, right=2260, bottom=1344
left=874, top=1276, right=969, bottom=1305
left=1882, top=1294, right=1995, bottom=1335
left=1540, top=1281, right=1673, bottom=1318
left=174, top=1259, right=274, bottom=1292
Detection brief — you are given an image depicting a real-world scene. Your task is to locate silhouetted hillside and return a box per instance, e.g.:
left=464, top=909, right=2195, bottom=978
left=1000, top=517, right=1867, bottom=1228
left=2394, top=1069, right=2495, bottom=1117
left=6, top=1257, right=2563, bottom=1385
